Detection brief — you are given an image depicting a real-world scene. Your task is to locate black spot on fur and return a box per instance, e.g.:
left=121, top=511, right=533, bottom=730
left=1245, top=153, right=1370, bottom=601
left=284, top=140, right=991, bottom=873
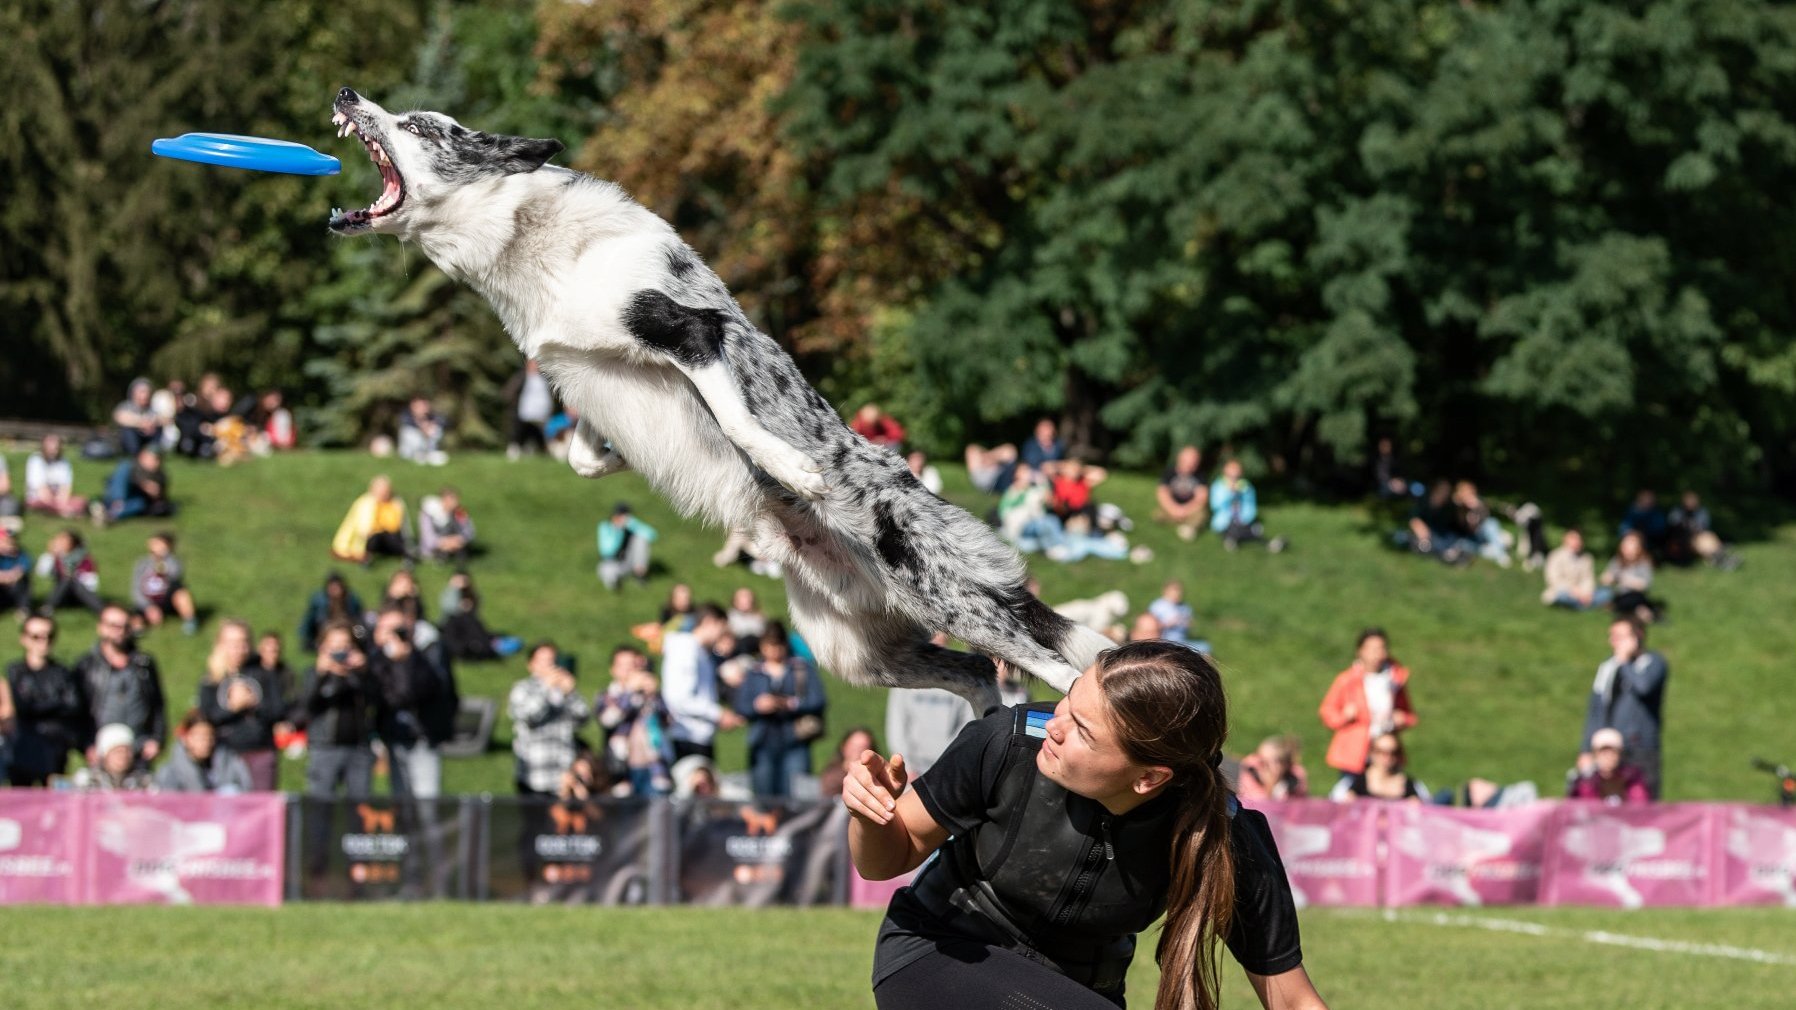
left=873, top=500, right=917, bottom=572
left=665, top=246, right=699, bottom=280
left=989, top=584, right=1074, bottom=653
left=623, top=290, right=728, bottom=367
left=772, top=370, right=793, bottom=395
left=433, top=130, right=565, bottom=180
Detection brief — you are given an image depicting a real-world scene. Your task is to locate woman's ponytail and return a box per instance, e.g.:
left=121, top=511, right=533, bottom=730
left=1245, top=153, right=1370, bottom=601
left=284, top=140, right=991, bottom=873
left=1153, top=758, right=1234, bottom=1010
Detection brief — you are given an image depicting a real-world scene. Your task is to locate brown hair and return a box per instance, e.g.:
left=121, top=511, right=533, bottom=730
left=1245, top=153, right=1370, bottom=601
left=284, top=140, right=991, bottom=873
left=1097, top=641, right=1233, bottom=1010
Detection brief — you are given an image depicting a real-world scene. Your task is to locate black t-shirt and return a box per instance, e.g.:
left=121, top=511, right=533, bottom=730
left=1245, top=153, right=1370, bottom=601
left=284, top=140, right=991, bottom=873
left=1159, top=466, right=1206, bottom=506
left=875, top=709, right=1304, bottom=988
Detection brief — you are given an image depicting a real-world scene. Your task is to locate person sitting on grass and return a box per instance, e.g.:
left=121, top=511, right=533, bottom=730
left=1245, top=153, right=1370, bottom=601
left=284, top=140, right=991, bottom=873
left=153, top=709, right=254, bottom=794
left=36, top=529, right=104, bottom=616
left=130, top=532, right=198, bottom=635
left=905, top=450, right=944, bottom=495
left=1566, top=727, right=1651, bottom=805
left=1329, top=732, right=1427, bottom=802
left=1210, top=459, right=1287, bottom=552
left=298, top=572, right=367, bottom=653
left=1154, top=445, right=1209, bottom=542
left=113, top=378, right=162, bottom=456
left=0, top=526, right=32, bottom=621
left=0, top=457, right=18, bottom=526
left=962, top=441, right=1018, bottom=493
left=331, top=475, right=410, bottom=565
left=1665, top=490, right=1739, bottom=570
left=24, top=435, right=88, bottom=519
left=437, top=570, right=522, bottom=661
left=418, top=486, right=476, bottom=563
left=1452, top=480, right=1511, bottom=567
left=1601, top=531, right=1661, bottom=624
left=1541, top=529, right=1611, bottom=611
left=1046, top=458, right=1106, bottom=525
left=597, top=503, right=656, bottom=590
left=850, top=403, right=906, bottom=450
left=95, top=446, right=174, bottom=525
left=1236, top=736, right=1310, bottom=801
left=396, top=396, right=449, bottom=466
left=1147, top=580, right=1194, bottom=645
left=1402, top=479, right=1470, bottom=564
left=1618, top=488, right=1668, bottom=556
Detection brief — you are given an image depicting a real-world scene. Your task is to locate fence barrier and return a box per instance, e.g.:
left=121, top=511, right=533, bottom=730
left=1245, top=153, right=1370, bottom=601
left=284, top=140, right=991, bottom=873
left=4, top=794, right=1792, bottom=908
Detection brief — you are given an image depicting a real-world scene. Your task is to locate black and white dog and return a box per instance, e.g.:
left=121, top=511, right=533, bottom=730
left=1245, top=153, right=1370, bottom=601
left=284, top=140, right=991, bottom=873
left=325, top=88, right=1112, bottom=710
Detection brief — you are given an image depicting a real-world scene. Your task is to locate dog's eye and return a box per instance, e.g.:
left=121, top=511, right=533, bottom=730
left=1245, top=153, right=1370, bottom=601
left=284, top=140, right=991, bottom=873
left=405, top=122, right=422, bottom=136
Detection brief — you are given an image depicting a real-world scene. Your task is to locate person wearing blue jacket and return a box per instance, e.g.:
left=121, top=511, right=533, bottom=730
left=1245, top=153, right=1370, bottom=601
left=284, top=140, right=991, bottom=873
left=734, top=620, right=827, bottom=798
left=596, top=503, right=657, bottom=589
left=1579, top=615, right=1669, bottom=799
left=1209, top=459, right=1287, bottom=552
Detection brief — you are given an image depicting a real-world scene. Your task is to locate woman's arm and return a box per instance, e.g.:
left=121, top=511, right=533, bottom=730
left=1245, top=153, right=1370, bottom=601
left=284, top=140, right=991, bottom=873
left=1247, top=965, right=1328, bottom=1010
left=843, top=750, right=949, bottom=881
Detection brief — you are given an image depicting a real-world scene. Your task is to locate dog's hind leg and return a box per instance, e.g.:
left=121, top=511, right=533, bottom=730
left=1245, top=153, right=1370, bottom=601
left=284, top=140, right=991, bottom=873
left=566, top=418, right=629, bottom=479
left=784, top=575, right=1002, bottom=714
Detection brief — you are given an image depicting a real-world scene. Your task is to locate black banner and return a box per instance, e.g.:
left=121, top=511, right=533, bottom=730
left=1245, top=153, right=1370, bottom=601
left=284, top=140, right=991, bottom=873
left=481, top=797, right=660, bottom=905
left=675, top=800, right=849, bottom=907
left=290, top=797, right=473, bottom=901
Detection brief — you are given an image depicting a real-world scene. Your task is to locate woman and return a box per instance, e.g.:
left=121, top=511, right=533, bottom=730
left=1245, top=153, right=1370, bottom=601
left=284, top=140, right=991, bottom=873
left=35, top=529, right=104, bottom=616
left=1601, top=531, right=1660, bottom=623
left=846, top=642, right=1322, bottom=1010
left=727, top=586, right=767, bottom=642
left=381, top=567, right=427, bottom=626
left=1236, top=736, right=1308, bottom=802
left=24, top=435, right=87, bottom=519
left=330, top=474, right=409, bottom=564
left=154, top=710, right=255, bottom=794
left=820, top=725, right=879, bottom=800
left=1317, top=628, right=1416, bottom=777
left=196, top=619, right=286, bottom=790
left=734, top=620, right=827, bottom=799
left=1328, top=733, right=1426, bottom=803
left=298, top=572, right=366, bottom=652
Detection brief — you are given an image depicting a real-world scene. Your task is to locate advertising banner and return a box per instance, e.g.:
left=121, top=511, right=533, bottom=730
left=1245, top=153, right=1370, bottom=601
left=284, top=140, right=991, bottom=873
left=83, top=793, right=284, bottom=906
left=0, top=790, right=83, bottom=904
left=1244, top=799, right=1381, bottom=907
left=1541, top=802, right=1715, bottom=907
left=1384, top=803, right=1553, bottom=907
left=1715, top=804, right=1796, bottom=907
left=483, top=797, right=659, bottom=905
left=676, top=799, right=847, bottom=906
left=292, top=797, right=470, bottom=901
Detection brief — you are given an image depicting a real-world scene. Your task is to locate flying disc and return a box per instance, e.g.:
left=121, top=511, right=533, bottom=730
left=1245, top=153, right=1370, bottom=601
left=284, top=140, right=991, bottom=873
left=151, top=133, right=340, bottom=175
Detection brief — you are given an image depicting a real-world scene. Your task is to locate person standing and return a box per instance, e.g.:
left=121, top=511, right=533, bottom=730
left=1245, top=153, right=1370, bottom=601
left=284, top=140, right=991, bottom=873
left=735, top=620, right=828, bottom=799
left=197, top=619, right=288, bottom=791
left=77, top=604, right=167, bottom=767
left=1318, top=628, right=1417, bottom=778
left=884, top=678, right=975, bottom=782
left=299, top=622, right=378, bottom=802
left=507, top=642, right=591, bottom=798
left=370, top=607, right=459, bottom=801
left=0, top=526, right=32, bottom=621
left=1579, top=616, right=1669, bottom=799
left=7, top=614, right=89, bottom=785
left=505, top=359, right=556, bottom=460
left=660, top=604, right=743, bottom=762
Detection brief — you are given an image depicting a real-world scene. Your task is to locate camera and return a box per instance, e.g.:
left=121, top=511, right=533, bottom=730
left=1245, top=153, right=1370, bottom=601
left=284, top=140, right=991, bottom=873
left=329, top=649, right=350, bottom=664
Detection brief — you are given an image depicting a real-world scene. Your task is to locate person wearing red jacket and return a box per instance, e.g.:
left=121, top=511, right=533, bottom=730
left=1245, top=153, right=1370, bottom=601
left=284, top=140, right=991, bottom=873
left=849, top=403, right=906, bottom=450
left=1317, top=628, right=1417, bottom=775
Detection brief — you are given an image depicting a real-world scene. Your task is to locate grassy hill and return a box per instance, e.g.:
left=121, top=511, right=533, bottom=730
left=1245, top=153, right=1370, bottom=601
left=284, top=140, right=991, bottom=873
left=4, top=447, right=1792, bottom=801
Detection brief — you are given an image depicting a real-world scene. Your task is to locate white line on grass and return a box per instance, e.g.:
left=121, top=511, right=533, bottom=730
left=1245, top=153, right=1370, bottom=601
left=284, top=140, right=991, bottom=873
left=1377, top=910, right=1796, bottom=966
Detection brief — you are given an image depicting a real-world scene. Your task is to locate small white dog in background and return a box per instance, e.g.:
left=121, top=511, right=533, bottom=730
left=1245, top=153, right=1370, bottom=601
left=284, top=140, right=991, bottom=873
left=325, top=88, right=1114, bottom=711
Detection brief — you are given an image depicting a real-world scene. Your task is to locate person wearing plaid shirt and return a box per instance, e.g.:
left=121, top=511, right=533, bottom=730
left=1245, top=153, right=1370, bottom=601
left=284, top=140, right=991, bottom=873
left=507, top=642, right=591, bottom=795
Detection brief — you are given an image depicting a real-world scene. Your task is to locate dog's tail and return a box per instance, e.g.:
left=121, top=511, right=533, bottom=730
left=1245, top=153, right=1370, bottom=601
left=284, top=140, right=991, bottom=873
left=1056, top=621, right=1119, bottom=673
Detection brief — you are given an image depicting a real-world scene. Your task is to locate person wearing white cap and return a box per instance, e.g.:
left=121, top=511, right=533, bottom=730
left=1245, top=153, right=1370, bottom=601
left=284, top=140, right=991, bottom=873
left=73, top=723, right=151, bottom=791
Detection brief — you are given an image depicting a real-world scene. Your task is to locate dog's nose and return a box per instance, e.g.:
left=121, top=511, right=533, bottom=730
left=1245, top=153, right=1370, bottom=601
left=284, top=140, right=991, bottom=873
left=338, top=87, right=359, bottom=104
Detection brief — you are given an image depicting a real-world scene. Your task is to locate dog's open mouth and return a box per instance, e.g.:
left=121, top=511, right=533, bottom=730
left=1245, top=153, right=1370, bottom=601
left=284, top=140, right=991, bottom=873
left=327, top=110, right=403, bottom=231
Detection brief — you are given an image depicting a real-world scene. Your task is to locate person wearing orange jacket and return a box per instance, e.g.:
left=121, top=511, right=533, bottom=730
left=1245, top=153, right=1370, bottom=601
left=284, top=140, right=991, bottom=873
left=1318, top=628, right=1417, bottom=775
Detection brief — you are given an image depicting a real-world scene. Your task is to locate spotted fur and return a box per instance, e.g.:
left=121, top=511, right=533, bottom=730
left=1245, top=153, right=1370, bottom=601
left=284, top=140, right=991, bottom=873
left=327, top=89, right=1113, bottom=710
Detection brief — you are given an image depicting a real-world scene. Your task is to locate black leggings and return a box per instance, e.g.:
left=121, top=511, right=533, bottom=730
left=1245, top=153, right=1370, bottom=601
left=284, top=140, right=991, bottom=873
left=876, top=943, right=1124, bottom=1010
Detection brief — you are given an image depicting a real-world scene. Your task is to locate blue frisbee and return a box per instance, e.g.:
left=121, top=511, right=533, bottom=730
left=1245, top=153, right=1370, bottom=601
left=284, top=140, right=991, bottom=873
left=151, top=133, right=340, bottom=176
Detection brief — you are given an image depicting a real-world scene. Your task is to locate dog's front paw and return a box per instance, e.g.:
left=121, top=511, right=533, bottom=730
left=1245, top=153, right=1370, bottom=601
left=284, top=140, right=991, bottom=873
left=765, top=451, right=830, bottom=500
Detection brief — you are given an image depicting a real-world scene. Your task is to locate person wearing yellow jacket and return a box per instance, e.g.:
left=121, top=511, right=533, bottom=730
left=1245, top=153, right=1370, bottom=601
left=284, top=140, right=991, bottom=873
left=331, top=475, right=410, bottom=564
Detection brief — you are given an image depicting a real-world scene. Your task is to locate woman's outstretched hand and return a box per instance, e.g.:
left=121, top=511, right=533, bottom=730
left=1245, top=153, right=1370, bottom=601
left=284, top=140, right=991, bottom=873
left=843, top=750, right=909, bottom=826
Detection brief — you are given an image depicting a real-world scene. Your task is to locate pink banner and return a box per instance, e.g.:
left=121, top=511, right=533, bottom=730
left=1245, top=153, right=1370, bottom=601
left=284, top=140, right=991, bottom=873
left=1715, top=804, right=1796, bottom=907
left=1385, top=803, right=1553, bottom=907
left=1244, top=799, right=1381, bottom=907
left=1541, top=802, right=1715, bottom=908
left=0, top=790, right=84, bottom=904
left=82, top=793, right=286, bottom=906
left=849, top=866, right=915, bottom=909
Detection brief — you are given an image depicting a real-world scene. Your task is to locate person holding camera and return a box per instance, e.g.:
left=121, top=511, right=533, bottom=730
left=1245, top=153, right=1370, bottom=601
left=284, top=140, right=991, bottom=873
left=598, top=659, right=675, bottom=797
left=371, top=606, right=459, bottom=801
left=77, top=604, right=166, bottom=767
left=508, top=641, right=591, bottom=798
left=197, top=619, right=289, bottom=791
left=734, top=620, right=827, bottom=799
left=299, top=621, right=378, bottom=803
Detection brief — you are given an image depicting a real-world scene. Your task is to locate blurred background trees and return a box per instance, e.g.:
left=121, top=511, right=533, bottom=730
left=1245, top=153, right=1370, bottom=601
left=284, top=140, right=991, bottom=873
left=3, top=0, right=1793, bottom=494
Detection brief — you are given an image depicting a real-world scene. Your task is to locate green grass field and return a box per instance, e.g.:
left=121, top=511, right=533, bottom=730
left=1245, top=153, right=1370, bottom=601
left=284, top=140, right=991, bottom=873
left=4, top=447, right=1792, bottom=799
left=4, top=904, right=1793, bottom=1008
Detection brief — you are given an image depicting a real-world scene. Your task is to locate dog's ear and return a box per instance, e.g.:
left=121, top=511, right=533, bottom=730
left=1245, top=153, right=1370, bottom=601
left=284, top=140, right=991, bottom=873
left=493, top=135, right=564, bottom=174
